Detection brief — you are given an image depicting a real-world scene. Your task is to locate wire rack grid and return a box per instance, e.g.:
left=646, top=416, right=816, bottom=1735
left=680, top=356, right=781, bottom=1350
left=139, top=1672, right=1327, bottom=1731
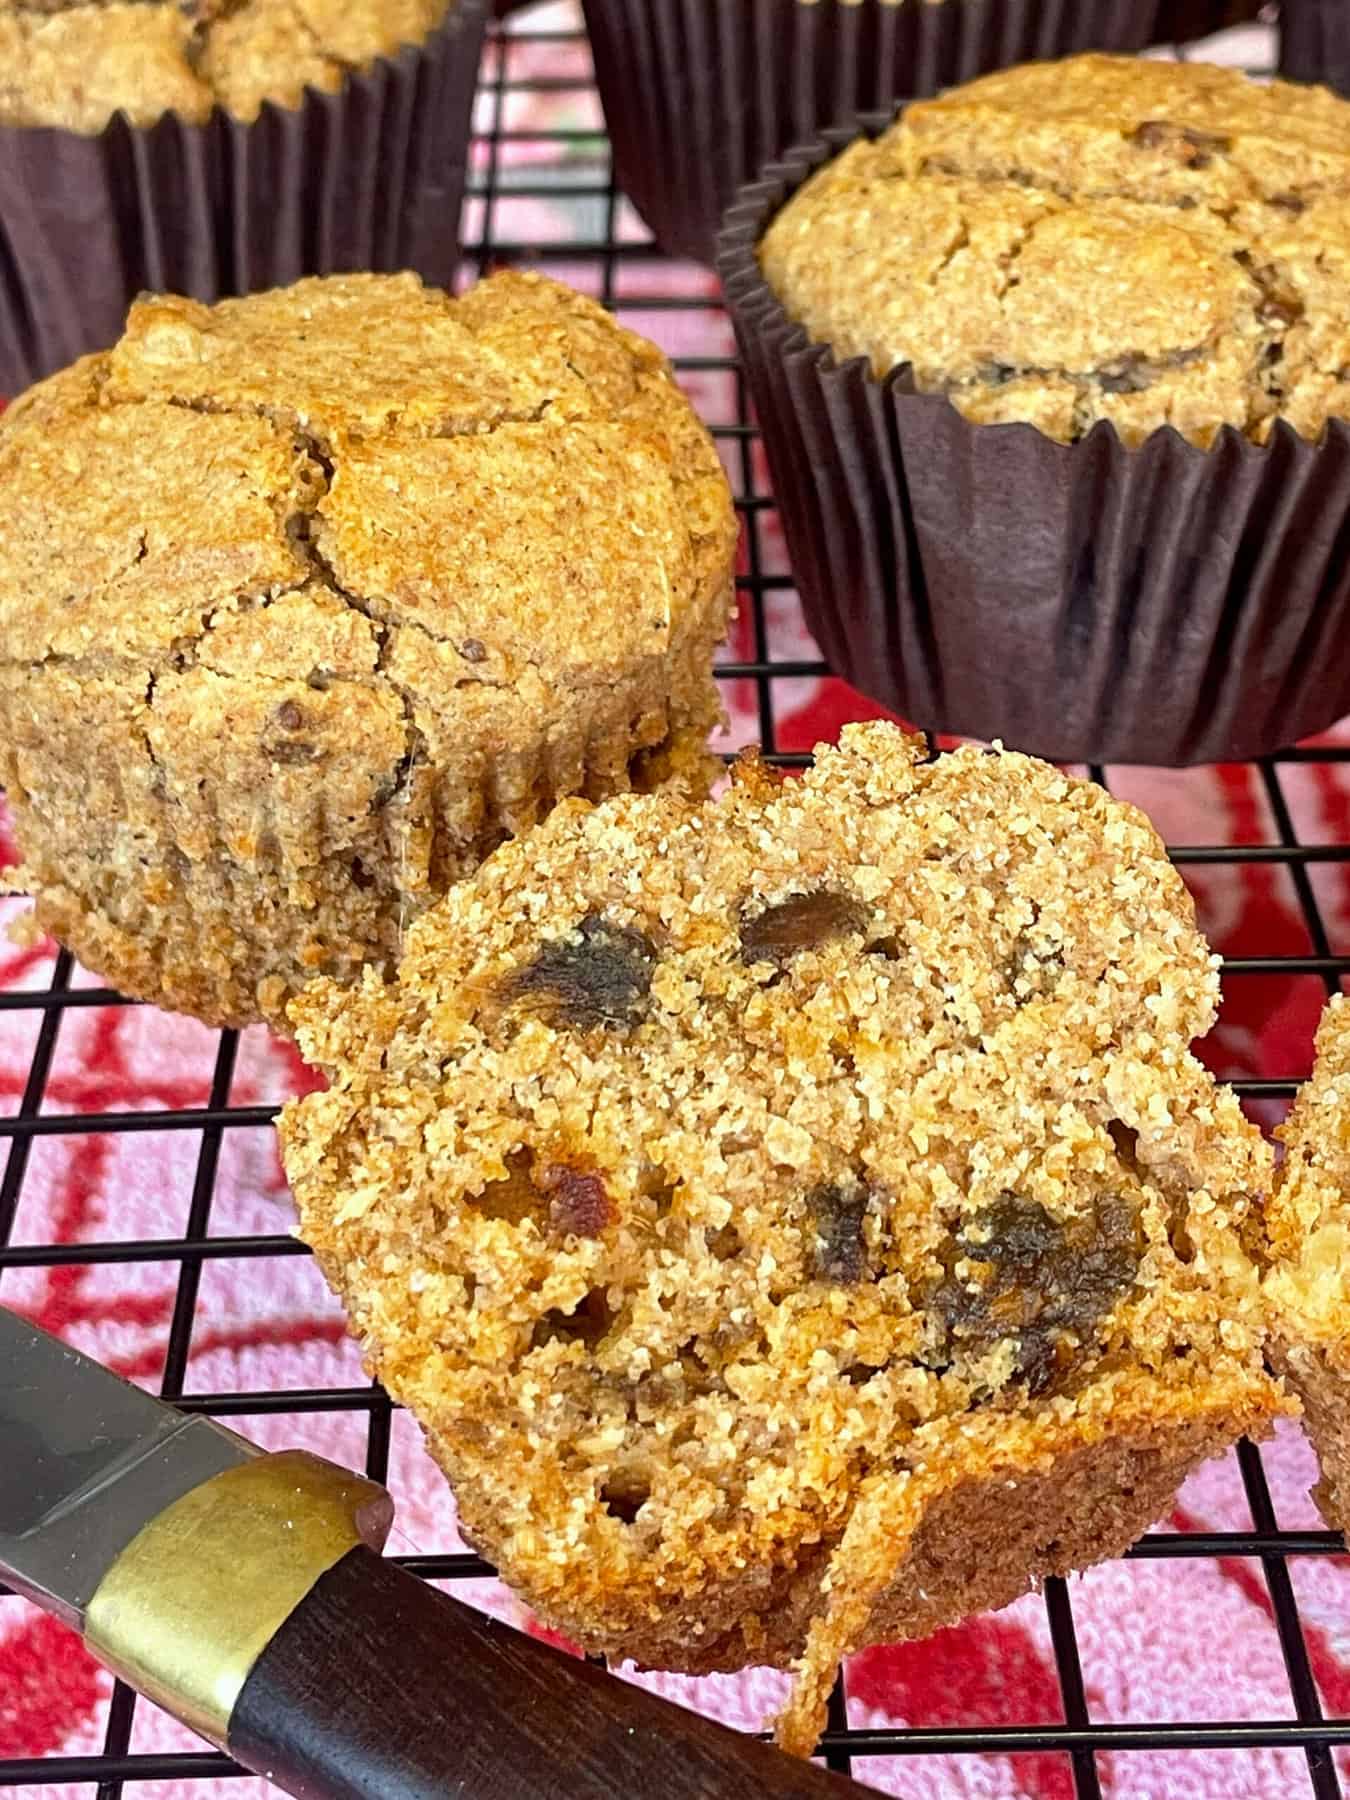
left=2, top=9, right=1349, bottom=1797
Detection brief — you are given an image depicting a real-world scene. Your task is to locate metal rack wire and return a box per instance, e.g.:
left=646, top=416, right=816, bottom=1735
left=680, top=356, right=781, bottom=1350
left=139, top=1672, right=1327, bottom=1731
left=2, top=9, right=1349, bottom=1796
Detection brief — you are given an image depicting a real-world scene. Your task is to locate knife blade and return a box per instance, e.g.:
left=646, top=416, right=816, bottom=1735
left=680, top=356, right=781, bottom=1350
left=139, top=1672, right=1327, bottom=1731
left=1, top=1307, right=863, bottom=1799
left=0, top=1306, right=256, bottom=1628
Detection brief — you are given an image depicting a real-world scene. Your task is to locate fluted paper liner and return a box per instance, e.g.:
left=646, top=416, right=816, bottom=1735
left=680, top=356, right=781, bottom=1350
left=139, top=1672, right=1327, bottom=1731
left=581, top=0, right=1265, bottom=267
left=0, top=0, right=485, bottom=396
left=717, top=120, right=1350, bottom=767
left=1280, top=0, right=1350, bottom=97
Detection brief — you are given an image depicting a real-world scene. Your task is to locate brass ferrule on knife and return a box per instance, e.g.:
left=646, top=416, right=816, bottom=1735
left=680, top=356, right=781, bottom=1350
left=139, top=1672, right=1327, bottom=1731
left=84, top=1450, right=392, bottom=1747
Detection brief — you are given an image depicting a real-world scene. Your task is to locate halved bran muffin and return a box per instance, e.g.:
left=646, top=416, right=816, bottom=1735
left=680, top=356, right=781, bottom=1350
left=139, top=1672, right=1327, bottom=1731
left=279, top=723, right=1284, bottom=1754
left=0, top=270, right=735, bottom=1027
left=1266, top=994, right=1350, bottom=1532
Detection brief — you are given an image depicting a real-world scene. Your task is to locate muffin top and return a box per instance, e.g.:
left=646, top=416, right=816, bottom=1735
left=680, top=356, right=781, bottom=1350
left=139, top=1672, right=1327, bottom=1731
left=0, top=0, right=453, bottom=131
left=0, top=267, right=734, bottom=812
left=760, top=55, right=1350, bottom=448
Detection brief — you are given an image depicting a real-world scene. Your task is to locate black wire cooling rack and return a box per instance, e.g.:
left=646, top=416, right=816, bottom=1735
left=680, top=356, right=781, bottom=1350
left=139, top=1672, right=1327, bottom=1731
left=4, top=9, right=1350, bottom=1797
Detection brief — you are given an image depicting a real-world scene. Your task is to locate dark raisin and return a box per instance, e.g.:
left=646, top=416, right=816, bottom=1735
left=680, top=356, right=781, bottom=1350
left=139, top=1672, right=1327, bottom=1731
left=531, top=1289, right=614, bottom=1350
left=460, top=637, right=488, bottom=663
left=469, top=1150, right=611, bottom=1237
left=503, top=913, right=655, bottom=1031
left=807, top=1181, right=871, bottom=1285
left=927, top=1192, right=1141, bottom=1394
left=275, top=699, right=306, bottom=730
left=535, top=1162, right=613, bottom=1238
left=1129, top=120, right=1231, bottom=167
left=739, top=889, right=868, bottom=968
left=1270, top=192, right=1306, bottom=214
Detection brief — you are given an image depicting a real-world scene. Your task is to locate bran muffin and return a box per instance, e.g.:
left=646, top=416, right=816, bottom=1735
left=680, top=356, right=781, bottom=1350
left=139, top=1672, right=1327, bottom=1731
left=280, top=722, right=1284, bottom=1755
left=0, top=270, right=737, bottom=1028
left=0, top=0, right=486, bottom=392
left=581, top=0, right=1265, bottom=267
left=0, top=0, right=456, bottom=129
left=1265, top=994, right=1350, bottom=1534
left=759, top=55, right=1350, bottom=449
left=718, top=54, right=1350, bottom=764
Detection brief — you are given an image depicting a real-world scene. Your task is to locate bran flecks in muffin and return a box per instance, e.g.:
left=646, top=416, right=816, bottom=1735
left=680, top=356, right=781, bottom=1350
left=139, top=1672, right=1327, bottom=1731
left=760, top=55, right=1350, bottom=447
left=1266, top=995, right=1350, bottom=1532
left=280, top=722, right=1284, bottom=1755
left=0, top=270, right=737, bottom=1027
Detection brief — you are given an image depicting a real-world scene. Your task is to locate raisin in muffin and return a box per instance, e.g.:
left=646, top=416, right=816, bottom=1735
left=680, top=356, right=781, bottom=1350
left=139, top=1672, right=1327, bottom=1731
left=280, top=722, right=1283, bottom=1755
left=1265, top=995, right=1350, bottom=1533
left=0, top=0, right=458, bottom=129
left=758, top=55, right=1350, bottom=448
left=0, top=270, right=736, bottom=1028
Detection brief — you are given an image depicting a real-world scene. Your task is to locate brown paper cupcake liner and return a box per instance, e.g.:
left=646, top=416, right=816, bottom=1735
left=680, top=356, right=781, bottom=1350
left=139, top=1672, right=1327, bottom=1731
left=1157, top=0, right=1269, bottom=40
left=0, top=0, right=486, bottom=397
left=581, top=0, right=1255, bottom=267
left=1280, top=0, right=1350, bottom=96
left=716, top=119, right=1350, bottom=767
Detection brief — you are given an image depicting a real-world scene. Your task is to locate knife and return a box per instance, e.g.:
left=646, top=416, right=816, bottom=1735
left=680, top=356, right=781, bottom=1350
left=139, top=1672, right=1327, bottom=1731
left=1, top=1307, right=863, bottom=1798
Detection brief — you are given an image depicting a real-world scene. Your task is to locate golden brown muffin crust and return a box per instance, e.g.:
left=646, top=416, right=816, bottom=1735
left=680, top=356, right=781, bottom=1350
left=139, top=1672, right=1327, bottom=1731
left=0, top=271, right=736, bottom=1026
left=760, top=55, right=1350, bottom=448
left=0, top=0, right=452, bottom=130
left=281, top=722, right=1282, bottom=1752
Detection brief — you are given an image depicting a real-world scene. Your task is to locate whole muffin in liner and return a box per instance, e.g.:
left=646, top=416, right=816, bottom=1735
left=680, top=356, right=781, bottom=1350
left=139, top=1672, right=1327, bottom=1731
left=0, top=0, right=486, bottom=396
left=0, top=270, right=738, bottom=1028
left=1280, top=0, right=1350, bottom=97
left=717, top=115, right=1350, bottom=767
left=580, top=0, right=1266, bottom=266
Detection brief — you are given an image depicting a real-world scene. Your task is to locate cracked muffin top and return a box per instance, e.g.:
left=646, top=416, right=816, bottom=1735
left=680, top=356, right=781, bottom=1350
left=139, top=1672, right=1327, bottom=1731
left=0, top=268, right=732, bottom=688
left=0, top=0, right=454, bottom=130
left=759, top=55, right=1350, bottom=448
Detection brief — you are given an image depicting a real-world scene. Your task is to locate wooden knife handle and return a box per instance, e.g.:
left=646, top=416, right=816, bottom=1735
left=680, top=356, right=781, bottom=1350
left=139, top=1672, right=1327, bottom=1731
left=227, top=1544, right=861, bottom=1800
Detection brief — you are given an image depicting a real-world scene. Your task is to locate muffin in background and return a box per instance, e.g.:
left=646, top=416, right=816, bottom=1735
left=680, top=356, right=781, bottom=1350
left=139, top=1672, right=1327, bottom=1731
left=1280, top=0, right=1350, bottom=98
left=0, top=0, right=486, bottom=393
left=0, top=270, right=737, bottom=1028
left=581, top=0, right=1267, bottom=266
left=719, top=54, right=1350, bottom=765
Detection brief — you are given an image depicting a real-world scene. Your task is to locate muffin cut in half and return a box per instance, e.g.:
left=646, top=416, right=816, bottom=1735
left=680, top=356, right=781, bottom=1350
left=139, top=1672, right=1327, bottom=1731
left=1266, top=994, right=1350, bottom=1532
left=0, top=270, right=736, bottom=1027
left=281, top=723, right=1284, bottom=1751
